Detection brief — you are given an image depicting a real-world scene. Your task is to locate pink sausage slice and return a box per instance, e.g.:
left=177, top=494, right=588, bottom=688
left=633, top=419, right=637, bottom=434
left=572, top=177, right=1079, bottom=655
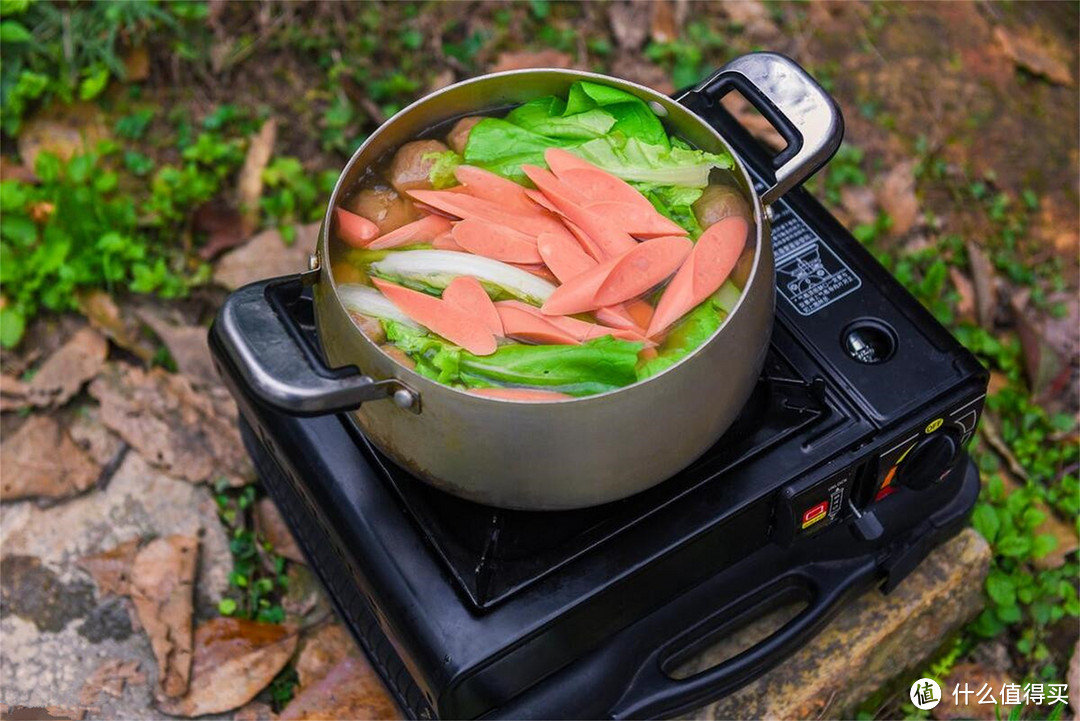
left=521, top=165, right=590, bottom=206
left=454, top=165, right=537, bottom=214
left=647, top=216, right=749, bottom=337
left=525, top=189, right=560, bottom=214
left=497, top=301, right=651, bottom=346
left=557, top=167, right=657, bottom=213
left=442, top=276, right=503, bottom=336
left=367, top=214, right=454, bottom=250
left=452, top=218, right=543, bottom=264
left=334, top=207, right=380, bottom=248
left=537, top=230, right=597, bottom=283
left=496, top=305, right=581, bottom=345
left=584, top=200, right=687, bottom=239
left=523, top=165, right=637, bottom=257
left=372, top=278, right=496, bottom=355
left=467, top=387, right=571, bottom=401
left=594, top=305, right=639, bottom=330
left=543, top=148, right=596, bottom=176
left=540, top=254, right=623, bottom=316
left=626, top=299, right=655, bottom=329
left=432, top=232, right=465, bottom=251
left=593, top=236, right=693, bottom=308
left=407, top=190, right=565, bottom=237
left=563, top=220, right=606, bottom=261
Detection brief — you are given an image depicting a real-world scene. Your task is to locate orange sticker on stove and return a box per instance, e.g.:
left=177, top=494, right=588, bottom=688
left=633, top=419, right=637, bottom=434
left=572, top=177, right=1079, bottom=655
left=801, top=501, right=829, bottom=529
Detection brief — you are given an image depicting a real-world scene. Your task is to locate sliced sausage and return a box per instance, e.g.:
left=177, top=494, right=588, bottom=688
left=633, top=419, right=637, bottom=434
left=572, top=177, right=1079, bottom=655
left=334, top=207, right=380, bottom=247
left=496, top=305, right=581, bottom=345
left=467, top=387, right=571, bottom=401
left=454, top=165, right=537, bottom=214
left=442, top=276, right=503, bottom=336
left=584, top=200, right=687, bottom=238
left=593, top=236, right=693, bottom=307
left=367, top=214, right=454, bottom=250
left=452, top=218, right=543, bottom=264
left=537, top=229, right=597, bottom=283
left=372, top=278, right=496, bottom=355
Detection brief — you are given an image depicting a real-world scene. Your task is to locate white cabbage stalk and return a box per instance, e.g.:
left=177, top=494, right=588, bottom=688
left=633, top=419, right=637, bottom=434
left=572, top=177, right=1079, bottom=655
left=338, top=284, right=421, bottom=329
left=369, top=250, right=557, bottom=304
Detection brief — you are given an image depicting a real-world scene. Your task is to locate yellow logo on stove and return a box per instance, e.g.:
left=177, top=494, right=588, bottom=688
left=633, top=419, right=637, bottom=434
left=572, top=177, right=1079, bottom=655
left=925, top=418, right=943, bottom=434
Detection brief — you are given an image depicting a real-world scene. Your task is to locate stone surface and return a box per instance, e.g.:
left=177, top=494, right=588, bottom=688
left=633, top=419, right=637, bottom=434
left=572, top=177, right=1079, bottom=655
left=687, top=528, right=991, bottom=720
left=0, top=453, right=231, bottom=717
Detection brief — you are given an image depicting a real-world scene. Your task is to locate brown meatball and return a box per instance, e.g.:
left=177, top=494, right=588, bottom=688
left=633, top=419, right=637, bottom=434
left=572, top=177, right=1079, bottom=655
left=345, top=187, right=420, bottom=234
left=693, top=184, right=751, bottom=229
left=446, top=116, right=483, bottom=155
left=348, top=311, right=386, bottom=344
left=387, top=139, right=449, bottom=194
left=380, top=344, right=416, bottom=371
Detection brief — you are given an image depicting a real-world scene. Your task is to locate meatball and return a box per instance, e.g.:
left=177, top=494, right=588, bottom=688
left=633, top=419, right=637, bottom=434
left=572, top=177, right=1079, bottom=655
left=345, top=187, right=420, bottom=234
left=387, top=139, right=449, bottom=194
left=349, top=311, right=386, bottom=344
left=446, top=116, right=483, bottom=155
left=692, top=184, right=751, bottom=229
left=380, top=344, right=416, bottom=371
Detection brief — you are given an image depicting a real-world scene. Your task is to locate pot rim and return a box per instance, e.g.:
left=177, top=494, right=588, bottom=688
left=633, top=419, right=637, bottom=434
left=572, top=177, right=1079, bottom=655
left=320, top=67, right=770, bottom=404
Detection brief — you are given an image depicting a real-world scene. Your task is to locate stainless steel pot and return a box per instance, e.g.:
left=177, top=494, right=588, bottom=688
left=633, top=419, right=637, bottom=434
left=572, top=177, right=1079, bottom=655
left=216, top=52, right=843, bottom=510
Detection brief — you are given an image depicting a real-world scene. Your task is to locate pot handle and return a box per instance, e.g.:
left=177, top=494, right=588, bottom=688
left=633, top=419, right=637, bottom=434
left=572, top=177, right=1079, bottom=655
left=211, top=276, right=420, bottom=416
left=688, top=52, right=844, bottom=206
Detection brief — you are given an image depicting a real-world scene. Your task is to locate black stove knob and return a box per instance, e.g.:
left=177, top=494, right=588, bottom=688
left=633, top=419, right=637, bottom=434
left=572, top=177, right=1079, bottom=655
left=894, top=430, right=961, bottom=490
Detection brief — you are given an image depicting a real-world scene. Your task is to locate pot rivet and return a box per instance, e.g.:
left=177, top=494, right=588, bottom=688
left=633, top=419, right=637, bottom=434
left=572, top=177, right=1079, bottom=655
left=648, top=101, right=669, bottom=117
left=308, top=253, right=320, bottom=271
left=393, top=389, right=416, bottom=409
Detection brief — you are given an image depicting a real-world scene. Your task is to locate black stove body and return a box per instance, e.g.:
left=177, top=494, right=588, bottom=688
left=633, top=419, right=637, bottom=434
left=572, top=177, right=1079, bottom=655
left=210, top=101, right=987, bottom=719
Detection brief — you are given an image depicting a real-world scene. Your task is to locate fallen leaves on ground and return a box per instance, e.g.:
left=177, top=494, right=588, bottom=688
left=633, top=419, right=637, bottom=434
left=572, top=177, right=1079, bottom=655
left=0, top=704, right=86, bottom=720
left=607, top=1, right=650, bottom=51
left=157, top=618, right=298, bottom=717
left=130, top=535, right=197, bottom=700
left=965, top=242, right=997, bottom=330
left=16, top=102, right=108, bottom=170
left=89, top=363, right=251, bottom=486
left=194, top=201, right=248, bottom=261
left=993, top=26, right=1073, bottom=86
left=254, top=498, right=306, bottom=565
left=78, top=538, right=142, bottom=598
left=489, top=50, right=575, bottom=73
left=213, top=224, right=319, bottom=291
left=718, top=0, right=779, bottom=39
left=875, top=161, right=919, bottom=237
left=79, top=659, right=147, bottom=706
left=135, top=308, right=218, bottom=389
left=122, top=46, right=151, bottom=83
left=0, top=415, right=101, bottom=501
left=933, top=663, right=1019, bottom=720
left=77, top=290, right=158, bottom=363
left=1009, top=292, right=1068, bottom=400
left=839, top=185, right=879, bottom=228
left=949, top=267, right=977, bottom=324
left=279, top=624, right=400, bottom=721
left=237, top=119, right=278, bottom=238
left=0, top=374, right=30, bottom=412
left=4, top=328, right=109, bottom=410
left=649, top=0, right=685, bottom=43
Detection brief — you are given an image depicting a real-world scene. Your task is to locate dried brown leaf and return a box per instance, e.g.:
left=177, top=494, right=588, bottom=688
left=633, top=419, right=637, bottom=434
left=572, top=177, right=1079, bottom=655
left=994, top=26, right=1073, bottom=86
left=157, top=618, right=298, bottom=717
left=77, top=538, right=142, bottom=597
left=130, top=535, right=197, bottom=699
left=194, top=201, right=248, bottom=261
left=232, top=701, right=277, bottom=721
left=17, top=102, right=107, bottom=169
left=0, top=374, right=30, bottom=412
left=0, top=415, right=100, bottom=501
left=237, top=119, right=278, bottom=238
left=490, top=50, right=575, bottom=73
left=77, top=290, right=157, bottom=363
left=948, top=267, right=976, bottom=325
left=875, top=161, right=919, bottom=237
left=934, top=664, right=1019, bottom=720
left=88, top=364, right=251, bottom=486
left=608, top=1, right=651, bottom=51
left=965, top=242, right=997, bottom=330
left=254, top=498, right=306, bottom=565
left=135, top=308, right=217, bottom=388
left=649, top=0, right=686, bottom=43
left=1010, top=294, right=1068, bottom=399
left=280, top=625, right=399, bottom=721
left=719, top=0, right=780, bottom=39
left=123, top=46, right=151, bottom=82
left=213, top=225, right=319, bottom=291
left=79, top=659, right=146, bottom=706
left=839, top=186, right=879, bottom=227
left=23, top=328, right=108, bottom=408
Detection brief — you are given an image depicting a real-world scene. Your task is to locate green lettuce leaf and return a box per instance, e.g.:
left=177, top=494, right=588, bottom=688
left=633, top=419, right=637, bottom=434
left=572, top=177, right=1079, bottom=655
left=424, top=150, right=463, bottom=189
left=636, top=281, right=741, bottom=380
left=638, top=184, right=705, bottom=237
left=504, top=96, right=615, bottom=139
left=563, top=81, right=668, bottom=147
left=383, top=320, right=642, bottom=396
left=570, top=135, right=732, bottom=187
left=463, top=118, right=581, bottom=182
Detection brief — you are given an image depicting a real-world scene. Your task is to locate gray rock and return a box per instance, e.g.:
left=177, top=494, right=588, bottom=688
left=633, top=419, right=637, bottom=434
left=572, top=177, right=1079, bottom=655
left=0, top=452, right=232, bottom=716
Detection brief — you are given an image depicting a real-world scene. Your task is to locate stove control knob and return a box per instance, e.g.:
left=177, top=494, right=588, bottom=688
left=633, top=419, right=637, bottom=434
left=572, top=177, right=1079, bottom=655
left=894, top=429, right=961, bottom=491
left=848, top=501, right=883, bottom=542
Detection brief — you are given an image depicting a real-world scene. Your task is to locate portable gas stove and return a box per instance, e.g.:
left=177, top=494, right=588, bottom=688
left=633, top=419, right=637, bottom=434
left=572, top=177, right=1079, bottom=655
left=210, top=100, right=988, bottom=719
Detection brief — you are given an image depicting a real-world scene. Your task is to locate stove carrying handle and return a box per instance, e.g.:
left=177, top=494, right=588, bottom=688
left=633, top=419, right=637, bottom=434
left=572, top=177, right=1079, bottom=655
left=684, top=52, right=844, bottom=206
left=212, top=277, right=420, bottom=416
left=607, top=558, right=876, bottom=720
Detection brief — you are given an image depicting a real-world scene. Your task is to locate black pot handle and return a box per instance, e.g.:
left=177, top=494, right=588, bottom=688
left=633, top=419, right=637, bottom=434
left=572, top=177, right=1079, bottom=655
left=211, top=276, right=420, bottom=416
left=681, top=52, right=844, bottom=206
left=607, top=557, right=876, bottom=719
